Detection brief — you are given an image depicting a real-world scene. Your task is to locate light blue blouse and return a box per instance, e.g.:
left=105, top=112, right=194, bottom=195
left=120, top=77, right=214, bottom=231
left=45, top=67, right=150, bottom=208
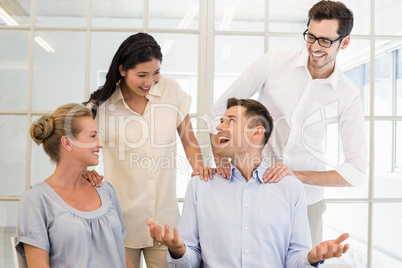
left=16, top=181, right=127, bottom=268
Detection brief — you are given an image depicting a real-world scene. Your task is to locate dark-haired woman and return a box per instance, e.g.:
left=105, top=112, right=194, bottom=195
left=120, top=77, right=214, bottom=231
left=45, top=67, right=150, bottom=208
left=84, top=33, right=214, bottom=268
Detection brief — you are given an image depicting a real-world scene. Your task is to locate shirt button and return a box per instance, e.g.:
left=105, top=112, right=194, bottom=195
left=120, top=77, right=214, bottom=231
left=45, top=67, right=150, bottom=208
left=151, top=194, right=154, bottom=199
left=150, top=212, right=154, bottom=217
left=244, top=250, right=249, bottom=254
left=245, top=204, right=249, bottom=208
left=244, top=226, right=248, bottom=230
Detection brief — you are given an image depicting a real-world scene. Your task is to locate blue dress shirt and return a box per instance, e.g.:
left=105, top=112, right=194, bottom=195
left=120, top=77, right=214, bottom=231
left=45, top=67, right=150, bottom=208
left=168, top=161, right=317, bottom=268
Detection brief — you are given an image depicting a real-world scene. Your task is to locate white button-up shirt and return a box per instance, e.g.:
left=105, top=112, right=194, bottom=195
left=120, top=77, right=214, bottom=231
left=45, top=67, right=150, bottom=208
left=208, top=50, right=367, bottom=205
left=95, top=77, right=191, bottom=247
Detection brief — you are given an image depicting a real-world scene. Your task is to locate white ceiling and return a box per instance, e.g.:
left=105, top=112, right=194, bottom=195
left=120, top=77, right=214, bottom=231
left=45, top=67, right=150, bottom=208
left=0, top=0, right=316, bottom=24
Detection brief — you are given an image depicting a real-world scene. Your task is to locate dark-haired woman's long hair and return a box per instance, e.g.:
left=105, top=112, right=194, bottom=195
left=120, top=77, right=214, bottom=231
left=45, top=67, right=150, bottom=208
left=83, top=32, right=163, bottom=118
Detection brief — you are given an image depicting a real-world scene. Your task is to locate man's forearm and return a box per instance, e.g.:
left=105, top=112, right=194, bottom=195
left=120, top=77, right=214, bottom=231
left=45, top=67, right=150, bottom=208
left=294, top=170, right=351, bottom=187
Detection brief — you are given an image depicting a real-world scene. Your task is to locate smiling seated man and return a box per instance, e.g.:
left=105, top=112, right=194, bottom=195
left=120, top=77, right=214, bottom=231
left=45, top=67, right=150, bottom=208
left=147, top=98, right=349, bottom=268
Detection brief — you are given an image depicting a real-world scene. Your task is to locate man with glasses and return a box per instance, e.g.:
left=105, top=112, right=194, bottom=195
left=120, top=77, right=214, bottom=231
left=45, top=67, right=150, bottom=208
left=207, top=0, right=367, bottom=246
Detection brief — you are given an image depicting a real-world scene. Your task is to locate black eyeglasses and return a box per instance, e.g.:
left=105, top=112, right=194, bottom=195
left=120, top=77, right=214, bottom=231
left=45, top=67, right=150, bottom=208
left=303, top=29, right=345, bottom=48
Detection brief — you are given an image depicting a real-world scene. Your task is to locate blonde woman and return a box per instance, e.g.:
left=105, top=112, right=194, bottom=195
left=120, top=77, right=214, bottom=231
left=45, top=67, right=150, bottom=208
left=16, top=103, right=132, bottom=268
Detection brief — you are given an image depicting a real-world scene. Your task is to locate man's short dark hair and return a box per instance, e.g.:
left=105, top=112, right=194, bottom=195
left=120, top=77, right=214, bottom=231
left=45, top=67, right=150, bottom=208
left=226, top=98, right=273, bottom=146
left=307, top=0, right=354, bottom=36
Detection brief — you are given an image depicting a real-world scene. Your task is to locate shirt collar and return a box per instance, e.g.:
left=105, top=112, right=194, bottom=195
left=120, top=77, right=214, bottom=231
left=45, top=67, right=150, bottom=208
left=110, top=81, right=124, bottom=105
left=295, top=50, right=340, bottom=90
left=109, top=78, right=163, bottom=105
left=228, top=160, right=269, bottom=184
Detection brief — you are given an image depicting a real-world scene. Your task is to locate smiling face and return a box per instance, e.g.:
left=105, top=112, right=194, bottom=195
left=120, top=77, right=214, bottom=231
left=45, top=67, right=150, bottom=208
left=306, top=19, right=350, bottom=79
left=119, top=58, right=161, bottom=97
left=215, top=106, right=251, bottom=159
left=70, top=116, right=103, bottom=167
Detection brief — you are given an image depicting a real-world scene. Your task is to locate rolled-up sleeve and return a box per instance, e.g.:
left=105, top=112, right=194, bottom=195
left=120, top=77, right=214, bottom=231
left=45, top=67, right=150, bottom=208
left=336, top=94, right=368, bottom=187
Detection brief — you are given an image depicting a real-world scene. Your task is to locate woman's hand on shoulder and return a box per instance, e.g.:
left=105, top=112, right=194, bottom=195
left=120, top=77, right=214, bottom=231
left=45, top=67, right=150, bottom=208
left=215, top=160, right=231, bottom=180
left=192, top=166, right=216, bottom=182
left=82, top=170, right=103, bottom=187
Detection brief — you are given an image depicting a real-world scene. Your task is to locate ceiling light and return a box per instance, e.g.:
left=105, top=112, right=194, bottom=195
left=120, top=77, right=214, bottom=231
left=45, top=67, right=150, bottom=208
left=219, top=6, right=237, bottom=31
left=178, top=5, right=198, bottom=29
left=0, top=7, right=19, bottom=26
left=161, top=39, right=174, bottom=56
left=35, top=36, right=55, bottom=53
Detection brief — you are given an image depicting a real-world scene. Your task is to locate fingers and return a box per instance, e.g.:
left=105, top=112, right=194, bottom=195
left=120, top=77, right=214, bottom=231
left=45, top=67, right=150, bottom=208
left=154, top=225, right=164, bottom=243
left=147, top=221, right=158, bottom=239
left=173, top=227, right=180, bottom=244
left=326, top=242, right=334, bottom=257
left=343, top=243, right=349, bottom=254
left=335, top=233, right=350, bottom=244
left=194, top=167, right=216, bottom=182
left=220, top=168, right=228, bottom=179
left=334, top=244, right=344, bottom=257
left=82, top=170, right=103, bottom=187
left=216, top=167, right=230, bottom=179
left=146, top=220, right=156, bottom=227
left=209, top=168, right=216, bottom=179
left=315, top=244, right=322, bottom=260
left=164, top=224, right=171, bottom=243
left=263, top=163, right=290, bottom=183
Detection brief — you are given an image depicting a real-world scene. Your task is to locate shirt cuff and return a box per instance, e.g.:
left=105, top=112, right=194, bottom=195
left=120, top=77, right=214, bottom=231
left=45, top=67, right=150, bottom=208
left=335, top=162, right=367, bottom=187
left=167, top=248, right=191, bottom=267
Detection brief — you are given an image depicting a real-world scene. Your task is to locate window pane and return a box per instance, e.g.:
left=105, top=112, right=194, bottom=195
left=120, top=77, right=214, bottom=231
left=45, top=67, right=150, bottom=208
left=397, top=49, right=402, bottom=116
left=268, top=0, right=308, bottom=33
left=338, top=39, right=371, bottom=71
left=0, top=201, right=18, bottom=267
left=36, top=0, right=86, bottom=27
left=92, top=0, right=143, bottom=28
left=214, top=35, right=264, bottom=102
left=374, top=121, right=402, bottom=198
left=215, top=0, right=264, bottom=32
left=323, top=203, right=368, bottom=267
left=341, top=0, right=370, bottom=35
left=374, top=51, right=393, bottom=116
left=375, top=0, right=402, bottom=35
left=0, top=0, right=31, bottom=26
left=154, top=33, right=198, bottom=113
left=373, top=203, right=402, bottom=267
left=149, top=0, right=199, bottom=30
left=397, top=122, right=402, bottom=173
left=0, top=116, right=26, bottom=196
left=268, top=36, right=305, bottom=51
left=344, top=62, right=371, bottom=117
left=32, top=31, right=86, bottom=111
left=90, top=32, right=132, bottom=96
left=0, top=31, right=29, bottom=111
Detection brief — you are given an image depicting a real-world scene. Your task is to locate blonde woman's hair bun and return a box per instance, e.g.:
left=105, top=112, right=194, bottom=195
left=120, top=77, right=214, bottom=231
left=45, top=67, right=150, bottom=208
left=30, top=116, right=54, bottom=145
